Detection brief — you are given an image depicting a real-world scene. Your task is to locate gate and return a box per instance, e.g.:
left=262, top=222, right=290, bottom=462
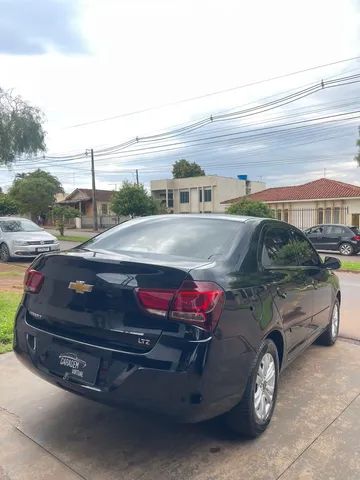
left=287, top=207, right=348, bottom=230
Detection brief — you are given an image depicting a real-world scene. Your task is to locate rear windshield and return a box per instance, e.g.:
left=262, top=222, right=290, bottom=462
left=83, top=217, right=244, bottom=260
left=350, top=227, right=360, bottom=235
left=0, top=219, right=42, bottom=232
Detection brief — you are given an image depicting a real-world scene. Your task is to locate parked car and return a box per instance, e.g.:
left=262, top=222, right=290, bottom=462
left=304, top=224, right=360, bottom=255
left=14, top=215, right=341, bottom=437
left=0, top=217, right=60, bottom=262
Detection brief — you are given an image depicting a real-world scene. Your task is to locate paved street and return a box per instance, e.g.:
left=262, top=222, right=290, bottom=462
left=0, top=340, right=359, bottom=480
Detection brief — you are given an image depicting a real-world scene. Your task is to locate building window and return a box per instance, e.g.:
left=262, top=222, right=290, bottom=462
left=204, top=188, right=212, bottom=202
left=180, top=191, right=189, bottom=204
left=199, top=189, right=202, bottom=202
left=325, top=208, right=331, bottom=223
left=271, top=209, right=276, bottom=218
left=101, top=203, right=108, bottom=215
left=277, top=210, right=282, bottom=220
left=318, top=208, right=324, bottom=224
left=284, top=209, right=289, bottom=223
left=333, top=207, right=340, bottom=223
left=167, top=190, right=174, bottom=208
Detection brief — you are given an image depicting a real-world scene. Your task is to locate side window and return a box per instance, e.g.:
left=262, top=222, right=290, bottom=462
left=325, top=226, right=342, bottom=235
left=291, top=230, right=320, bottom=267
left=261, top=227, right=297, bottom=267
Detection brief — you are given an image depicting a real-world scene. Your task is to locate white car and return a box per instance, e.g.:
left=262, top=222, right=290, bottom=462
left=0, top=217, right=60, bottom=262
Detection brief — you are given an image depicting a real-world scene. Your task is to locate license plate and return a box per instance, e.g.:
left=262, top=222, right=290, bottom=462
left=37, top=247, right=50, bottom=252
left=45, top=345, right=100, bottom=385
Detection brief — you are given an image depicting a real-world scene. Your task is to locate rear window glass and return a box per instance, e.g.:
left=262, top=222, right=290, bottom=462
left=350, top=227, right=360, bottom=235
left=83, top=217, right=244, bottom=260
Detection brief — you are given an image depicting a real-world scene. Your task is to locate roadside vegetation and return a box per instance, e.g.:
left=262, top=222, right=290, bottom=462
left=339, top=261, right=360, bottom=272
left=56, top=235, right=91, bottom=243
left=0, top=291, right=22, bottom=353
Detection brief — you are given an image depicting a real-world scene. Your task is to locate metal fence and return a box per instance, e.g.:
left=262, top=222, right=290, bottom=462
left=285, top=207, right=348, bottom=230
left=80, top=215, right=129, bottom=229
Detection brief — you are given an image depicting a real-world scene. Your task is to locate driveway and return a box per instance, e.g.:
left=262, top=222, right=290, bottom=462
left=0, top=340, right=359, bottom=480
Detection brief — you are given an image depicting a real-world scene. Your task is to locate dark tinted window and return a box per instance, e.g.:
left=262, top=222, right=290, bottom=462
left=291, top=230, right=320, bottom=267
left=307, top=226, right=323, bottom=234
left=262, top=227, right=297, bottom=267
left=350, top=227, right=360, bottom=235
left=324, top=226, right=347, bottom=235
left=84, top=217, right=244, bottom=260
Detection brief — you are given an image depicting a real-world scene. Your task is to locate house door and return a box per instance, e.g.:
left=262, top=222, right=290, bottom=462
left=352, top=214, right=360, bottom=227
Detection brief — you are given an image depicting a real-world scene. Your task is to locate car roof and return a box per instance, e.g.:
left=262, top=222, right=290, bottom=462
left=0, top=217, right=31, bottom=221
left=135, top=214, right=275, bottom=224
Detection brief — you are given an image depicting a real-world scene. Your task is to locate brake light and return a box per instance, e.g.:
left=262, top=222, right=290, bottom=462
left=24, top=269, right=44, bottom=293
left=136, top=281, right=225, bottom=331
left=352, top=235, right=360, bottom=241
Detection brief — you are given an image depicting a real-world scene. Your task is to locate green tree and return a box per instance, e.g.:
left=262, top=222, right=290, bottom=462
left=52, top=205, right=79, bottom=236
left=111, top=182, right=158, bottom=217
left=355, top=126, right=360, bottom=166
left=8, top=169, right=63, bottom=218
left=0, top=194, right=18, bottom=215
left=0, top=88, right=46, bottom=164
left=172, top=159, right=205, bottom=178
left=226, top=198, right=274, bottom=218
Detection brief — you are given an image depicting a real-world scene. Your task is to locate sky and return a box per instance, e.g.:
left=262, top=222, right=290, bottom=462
left=0, top=0, right=360, bottom=194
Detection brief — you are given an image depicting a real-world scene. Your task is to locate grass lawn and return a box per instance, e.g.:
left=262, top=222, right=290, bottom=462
left=0, top=291, right=22, bottom=353
left=56, top=235, right=90, bottom=243
left=339, top=261, right=360, bottom=272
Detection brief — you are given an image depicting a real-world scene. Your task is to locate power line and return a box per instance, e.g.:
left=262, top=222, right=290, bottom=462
left=64, top=55, right=360, bottom=129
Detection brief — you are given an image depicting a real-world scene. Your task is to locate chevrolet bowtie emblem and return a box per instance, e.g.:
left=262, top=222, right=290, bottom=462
left=68, top=281, right=94, bottom=294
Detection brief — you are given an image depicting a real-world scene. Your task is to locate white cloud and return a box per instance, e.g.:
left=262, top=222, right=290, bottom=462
left=0, top=0, right=359, bottom=192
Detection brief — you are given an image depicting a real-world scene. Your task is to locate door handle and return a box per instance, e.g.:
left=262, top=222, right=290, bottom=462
left=276, top=288, right=287, bottom=299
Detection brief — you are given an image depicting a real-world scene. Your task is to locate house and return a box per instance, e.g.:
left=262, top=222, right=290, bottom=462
left=57, top=188, right=118, bottom=228
left=151, top=175, right=265, bottom=214
left=222, top=178, right=360, bottom=229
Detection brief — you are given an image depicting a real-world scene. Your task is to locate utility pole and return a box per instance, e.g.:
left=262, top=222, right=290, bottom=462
left=135, top=169, right=139, bottom=186
left=90, top=148, right=98, bottom=231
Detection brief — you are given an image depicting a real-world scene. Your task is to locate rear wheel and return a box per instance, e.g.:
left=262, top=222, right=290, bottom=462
left=339, top=242, right=354, bottom=256
left=0, top=243, right=11, bottom=262
left=225, top=339, right=279, bottom=438
left=317, top=299, right=340, bottom=346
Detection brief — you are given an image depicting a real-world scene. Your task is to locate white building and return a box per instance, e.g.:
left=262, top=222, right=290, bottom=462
left=151, top=175, right=265, bottom=214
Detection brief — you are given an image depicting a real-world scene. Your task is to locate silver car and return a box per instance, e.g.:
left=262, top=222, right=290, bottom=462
left=0, top=217, right=60, bottom=262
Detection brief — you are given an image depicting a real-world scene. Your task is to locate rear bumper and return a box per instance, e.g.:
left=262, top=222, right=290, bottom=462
left=14, top=305, right=255, bottom=422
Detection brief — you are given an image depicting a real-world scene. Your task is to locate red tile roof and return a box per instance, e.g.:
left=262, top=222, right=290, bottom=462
left=223, top=178, right=360, bottom=204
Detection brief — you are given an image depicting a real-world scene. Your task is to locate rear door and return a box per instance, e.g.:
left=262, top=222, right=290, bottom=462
left=261, top=224, right=314, bottom=357
left=322, top=225, right=344, bottom=250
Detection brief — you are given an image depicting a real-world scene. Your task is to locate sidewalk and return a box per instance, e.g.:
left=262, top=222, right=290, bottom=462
left=45, top=227, right=102, bottom=238
left=0, top=340, right=359, bottom=479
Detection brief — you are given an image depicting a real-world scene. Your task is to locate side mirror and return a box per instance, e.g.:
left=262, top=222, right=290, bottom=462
left=323, top=256, right=341, bottom=270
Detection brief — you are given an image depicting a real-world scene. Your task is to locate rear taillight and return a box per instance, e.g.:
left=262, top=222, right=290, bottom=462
left=352, top=235, right=360, bottom=241
left=136, top=281, right=225, bottom=332
left=24, top=269, right=44, bottom=293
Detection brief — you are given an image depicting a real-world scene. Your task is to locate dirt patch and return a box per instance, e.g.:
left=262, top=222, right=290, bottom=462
left=0, top=263, right=27, bottom=292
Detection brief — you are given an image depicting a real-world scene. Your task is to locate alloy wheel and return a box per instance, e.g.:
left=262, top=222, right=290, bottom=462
left=331, top=303, right=339, bottom=340
left=254, top=352, right=276, bottom=422
left=339, top=243, right=352, bottom=255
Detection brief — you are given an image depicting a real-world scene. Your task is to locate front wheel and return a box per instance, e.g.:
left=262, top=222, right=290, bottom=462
left=224, top=339, right=279, bottom=438
left=0, top=243, right=11, bottom=262
left=339, top=242, right=354, bottom=256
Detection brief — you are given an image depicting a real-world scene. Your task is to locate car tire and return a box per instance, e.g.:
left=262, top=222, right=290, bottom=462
left=224, top=338, right=279, bottom=438
left=0, top=243, right=11, bottom=262
left=339, top=242, right=354, bottom=256
left=316, top=299, right=340, bottom=346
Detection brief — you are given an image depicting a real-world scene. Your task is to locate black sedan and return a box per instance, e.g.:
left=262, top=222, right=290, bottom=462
left=304, top=224, right=360, bottom=255
left=14, top=215, right=341, bottom=437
